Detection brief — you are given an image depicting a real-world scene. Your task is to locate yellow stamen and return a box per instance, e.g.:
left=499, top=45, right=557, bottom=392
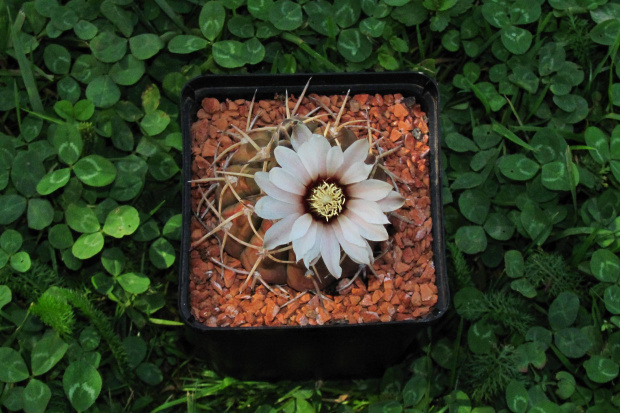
left=308, top=181, right=345, bottom=221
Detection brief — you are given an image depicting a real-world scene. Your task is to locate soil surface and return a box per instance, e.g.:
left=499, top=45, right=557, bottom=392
left=189, top=91, right=437, bottom=327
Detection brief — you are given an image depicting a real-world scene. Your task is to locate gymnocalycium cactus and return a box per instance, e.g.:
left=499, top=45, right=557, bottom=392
left=192, top=81, right=404, bottom=293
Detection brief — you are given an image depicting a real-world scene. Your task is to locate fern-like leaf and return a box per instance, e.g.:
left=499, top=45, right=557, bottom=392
left=57, top=288, right=130, bottom=376
left=30, top=288, right=75, bottom=337
left=485, top=290, right=536, bottom=335
left=524, top=251, right=584, bottom=297
left=462, top=346, right=522, bottom=402
left=447, top=242, right=473, bottom=289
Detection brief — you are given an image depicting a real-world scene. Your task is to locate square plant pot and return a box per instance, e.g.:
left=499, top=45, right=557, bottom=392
left=179, top=72, right=448, bottom=380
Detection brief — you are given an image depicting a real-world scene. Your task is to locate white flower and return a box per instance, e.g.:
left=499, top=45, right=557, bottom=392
left=253, top=124, right=405, bottom=279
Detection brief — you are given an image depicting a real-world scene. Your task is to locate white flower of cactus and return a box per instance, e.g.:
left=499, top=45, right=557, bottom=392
left=253, top=123, right=405, bottom=279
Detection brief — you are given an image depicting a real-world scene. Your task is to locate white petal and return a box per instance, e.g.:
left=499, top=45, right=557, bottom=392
left=303, top=223, right=323, bottom=267
left=262, top=213, right=301, bottom=250
left=336, top=138, right=371, bottom=180
left=269, top=167, right=306, bottom=195
left=293, top=221, right=317, bottom=262
left=298, top=134, right=331, bottom=180
left=290, top=213, right=313, bottom=241
left=345, top=210, right=389, bottom=241
left=254, top=171, right=302, bottom=204
left=333, top=220, right=372, bottom=265
left=347, top=199, right=390, bottom=225
left=255, top=196, right=303, bottom=220
left=290, top=123, right=312, bottom=151
left=320, top=225, right=342, bottom=278
left=325, top=145, right=344, bottom=177
left=274, top=146, right=311, bottom=185
left=348, top=179, right=394, bottom=201
left=339, top=162, right=373, bottom=185
left=343, top=138, right=369, bottom=165
left=335, top=214, right=365, bottom=247
left=377, top=191, right=406, bottom=212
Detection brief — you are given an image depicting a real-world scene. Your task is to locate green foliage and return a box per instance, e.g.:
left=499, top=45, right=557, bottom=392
left=456, top=287, right=536, bottom=335
left=463, top=347, right=522, bottom=402
left=447, top=242, right=473, bottom=289
left=30, top=289, right=75, bottom=337
left=509, top=251, right=586, bottom=298
left=1, top=260, right=64, bottom=301
left=54, top=287, right=130, bottom=375
left=1, top=0, right=620, bottom=411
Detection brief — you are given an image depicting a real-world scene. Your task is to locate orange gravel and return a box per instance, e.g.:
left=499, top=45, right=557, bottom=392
left=189, top=91, right=437, bottom=327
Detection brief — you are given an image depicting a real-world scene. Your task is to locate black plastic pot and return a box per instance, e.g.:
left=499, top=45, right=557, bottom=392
left=179, top=72, right=448, bottom=380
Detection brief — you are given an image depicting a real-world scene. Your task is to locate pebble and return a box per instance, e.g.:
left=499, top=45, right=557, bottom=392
left=202, top=97, right=221, bottom=114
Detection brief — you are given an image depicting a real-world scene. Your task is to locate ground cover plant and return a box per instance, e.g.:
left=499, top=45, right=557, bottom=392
left=0, top=0, right=619, bottom=411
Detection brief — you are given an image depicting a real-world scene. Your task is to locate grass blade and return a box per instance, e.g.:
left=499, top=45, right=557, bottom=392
left=153, top=0, right=191, bottom=35
left=281, top=32, right=342, bottom=72
left=492, top=120, right=536, bottom=151
left=10, top=9, right=43, bottom=114
left=564, top=146, right=578, bottom=213
left=148, top=317, right=184, bottom=326
left=465, top=78, right=490, bottom=114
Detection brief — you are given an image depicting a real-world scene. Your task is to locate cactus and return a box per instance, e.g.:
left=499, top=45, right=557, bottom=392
left=191, top=81, right=404, bottom=294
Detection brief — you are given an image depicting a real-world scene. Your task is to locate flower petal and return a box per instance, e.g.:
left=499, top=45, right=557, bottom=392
left=347, top=199, right=390, bottom=225
left=269, top=167, right=306, bottom=195
left=262, top=213, right=301, bottom=250
left=345, top=210, right=389, bottom=241
left=302, top=223, right=323, bottom=267
left=339, top=162, right=373, bottom=185
left=290, top=123, right=312, bottom=151
left=377, top=191, right=406, bottom=212
left=336, top=214, right=365, bottom=247
left=290, top=213, right=313, bottom=241
left=333, top=220, right=372, bottom=265
left=254, top=171, right=302, bottom=204
left=255, top=196, right=303, bottom=220
left=293, top=221, right=317, bottom=262
left=348, top=179, right=394, bottom=201
left=274, top=146, right=311, bottom=185
left=336, top=138, right=371, bottom=179
left=343, top=138, right=369, bottom=165
left=320, top=225, right=342, bottom=278
left=298, top=134, right=331, bottom=180
left=325, top=145, right=344, bottom=177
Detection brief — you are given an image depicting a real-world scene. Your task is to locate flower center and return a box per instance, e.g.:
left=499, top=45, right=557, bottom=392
left=307, top=181, right=345, bottom=221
